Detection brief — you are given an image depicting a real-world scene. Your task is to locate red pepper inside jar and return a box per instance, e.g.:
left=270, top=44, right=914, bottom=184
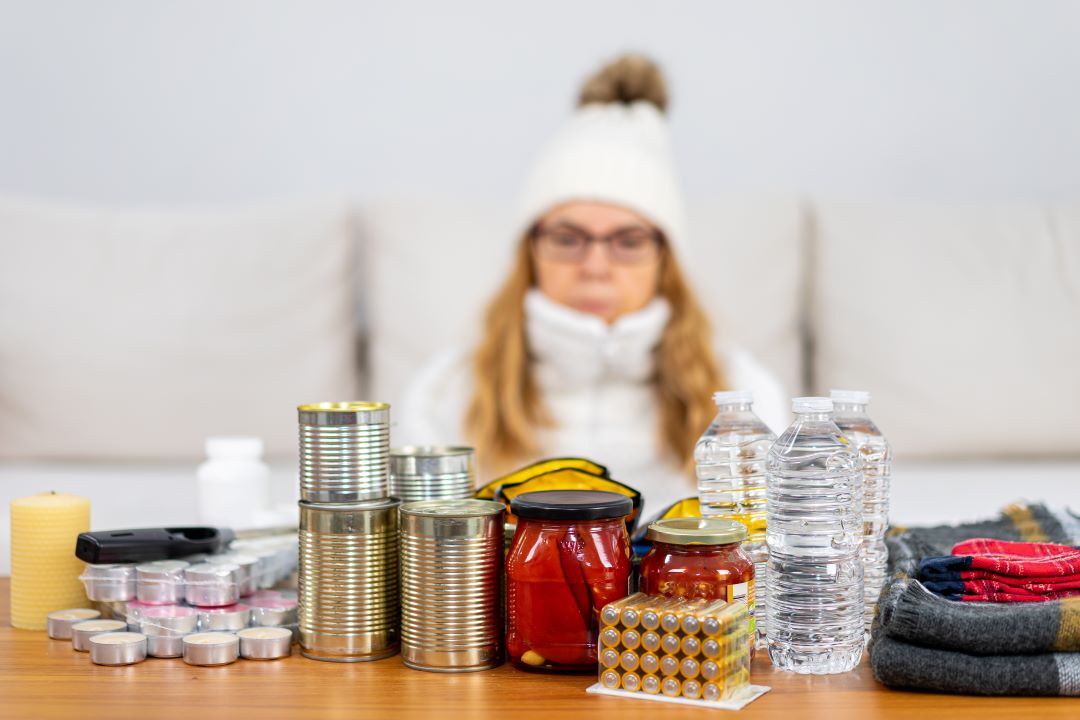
left=639, top=518, right=755, bottom=637
left=506, top=490, right=633, bottom=672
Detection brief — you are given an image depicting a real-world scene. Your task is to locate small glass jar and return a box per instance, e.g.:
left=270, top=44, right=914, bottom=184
left=639, top=517, right=754, bottom=613
left=506, top=490, right=633, bottom=672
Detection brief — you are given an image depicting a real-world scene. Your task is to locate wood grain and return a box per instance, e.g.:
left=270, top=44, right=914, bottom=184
left=1, top=577, right=1075, bottom=719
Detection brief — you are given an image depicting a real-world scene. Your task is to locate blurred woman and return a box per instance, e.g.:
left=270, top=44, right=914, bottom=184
left=399, top=54, right=786, bottom=514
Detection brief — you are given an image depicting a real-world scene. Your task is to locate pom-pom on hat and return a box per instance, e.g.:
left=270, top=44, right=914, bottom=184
left=514, top=54, right=687, bottom=257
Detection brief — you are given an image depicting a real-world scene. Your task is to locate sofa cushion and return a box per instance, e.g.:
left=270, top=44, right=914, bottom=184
left=360, top=196, right=806, bottom=416
left=0, top=196, right=358, bottom=460
left=811, top=200, right=1080, bottom=458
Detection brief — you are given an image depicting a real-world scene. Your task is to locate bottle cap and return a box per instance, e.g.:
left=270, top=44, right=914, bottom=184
left=792, top=397, right=833, bottom=413
left=646, top=517, right=748, bottom=545
left=205, top=436, right=264, bottom=460
left=830, top=389, right=871, bottom=405
left=712, top=390, right=753, bottom=406
left=510, top=490, right=632, bottom=521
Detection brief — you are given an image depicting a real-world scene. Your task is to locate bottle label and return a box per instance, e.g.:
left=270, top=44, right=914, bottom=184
left=727, top=580, right=755, bottom=635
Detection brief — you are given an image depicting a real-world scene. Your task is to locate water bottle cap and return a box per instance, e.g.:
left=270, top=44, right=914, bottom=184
left=712, top=390, right=753, bottom=406
left=792, top=397, right=833, bottom=413
left=830, top=389, right=871, bottom=405
left=205, top=436, right=264, bottom=460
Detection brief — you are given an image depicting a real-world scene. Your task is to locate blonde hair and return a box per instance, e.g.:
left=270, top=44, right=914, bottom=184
left=465, top=236, right=727, bottom=479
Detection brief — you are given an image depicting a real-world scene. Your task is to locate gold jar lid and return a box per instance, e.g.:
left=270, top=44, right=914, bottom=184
left=646, top=517, right=747, bottom=546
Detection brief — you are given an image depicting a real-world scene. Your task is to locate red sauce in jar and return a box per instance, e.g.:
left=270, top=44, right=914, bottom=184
left=639, top=518, right=755, bottom=638
left=506, top=490, right=633, bottom=672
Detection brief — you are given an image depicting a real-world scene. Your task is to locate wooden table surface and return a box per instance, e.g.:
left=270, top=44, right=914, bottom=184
left=2, top=578, right=1076, bottom=720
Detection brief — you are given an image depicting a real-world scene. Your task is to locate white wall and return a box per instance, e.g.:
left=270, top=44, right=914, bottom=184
left=1, top=0, right=1078, bottom=207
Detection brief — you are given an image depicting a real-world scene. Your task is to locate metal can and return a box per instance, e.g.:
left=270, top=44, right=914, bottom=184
left=298, top=402, right=390, bottom=503
left=389, top=446, right=476, bottom=502
left=298, top=499, right=399, bottom=662
left=399, top=499, right=505, bottom=672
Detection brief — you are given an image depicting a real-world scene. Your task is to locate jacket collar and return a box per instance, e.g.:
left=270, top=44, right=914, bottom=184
left=524, top=288, right=671, bottom=391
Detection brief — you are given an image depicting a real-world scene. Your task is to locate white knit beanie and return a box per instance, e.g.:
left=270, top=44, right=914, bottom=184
left=514, top=55, right=687, bottom=256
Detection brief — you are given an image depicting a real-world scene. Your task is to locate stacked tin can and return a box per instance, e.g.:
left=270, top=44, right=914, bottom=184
left=297, top=402, right=400, bottom=662
left=399, top=499, right=505, bottom=672
left=390, top=446, right=476, bottom=502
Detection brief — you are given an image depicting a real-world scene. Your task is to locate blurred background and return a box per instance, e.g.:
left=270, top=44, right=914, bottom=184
left=2, top=1, right=1078, bottom=571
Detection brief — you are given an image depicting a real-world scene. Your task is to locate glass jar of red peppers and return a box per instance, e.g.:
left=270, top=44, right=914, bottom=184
left=639, top=518, right=755, bottom=636
left=506, top=490, right=633, bottom=672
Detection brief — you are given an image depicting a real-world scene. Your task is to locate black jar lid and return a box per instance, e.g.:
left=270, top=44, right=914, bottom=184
left=511, top=490, right=633, bottom=521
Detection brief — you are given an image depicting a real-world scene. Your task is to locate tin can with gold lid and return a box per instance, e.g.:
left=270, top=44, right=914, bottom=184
left=298, top=402, right=390, bottom=503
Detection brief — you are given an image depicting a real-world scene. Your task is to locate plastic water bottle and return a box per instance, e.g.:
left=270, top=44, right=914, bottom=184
left=766, top=397, right=864, bottom=674
left=695, top=390, right=776, bottom=648
left=830, top=389, right=891, bottom=633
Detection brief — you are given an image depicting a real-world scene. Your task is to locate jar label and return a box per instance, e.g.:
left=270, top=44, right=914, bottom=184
left=727, top=580, right=755, bottom=635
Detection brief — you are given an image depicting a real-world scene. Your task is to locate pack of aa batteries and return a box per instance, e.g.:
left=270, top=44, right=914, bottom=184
left=585, top=593, right=771, bottom=709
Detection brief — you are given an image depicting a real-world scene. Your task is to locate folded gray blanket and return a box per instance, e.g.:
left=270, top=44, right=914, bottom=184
left=868, top=503, right=1080, bottom=696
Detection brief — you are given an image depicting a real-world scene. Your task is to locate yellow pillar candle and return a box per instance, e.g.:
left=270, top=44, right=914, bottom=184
left=10, top=491, right=91, bottom=630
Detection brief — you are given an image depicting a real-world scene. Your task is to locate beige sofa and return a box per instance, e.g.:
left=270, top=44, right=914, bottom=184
left=1, top=194, right=1077, bottom=572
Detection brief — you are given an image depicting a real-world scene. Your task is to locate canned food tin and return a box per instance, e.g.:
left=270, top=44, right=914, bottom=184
left=399, top=499, right=505, bottom=672
left=389, top=447, right=476, bottom=502
left=298, top=402, right=390, bottom=503
left=298, top=498, right=399, bottom=662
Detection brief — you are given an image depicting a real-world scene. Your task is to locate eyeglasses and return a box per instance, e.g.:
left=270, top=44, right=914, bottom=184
left=531, top=224, right=663, bottom=265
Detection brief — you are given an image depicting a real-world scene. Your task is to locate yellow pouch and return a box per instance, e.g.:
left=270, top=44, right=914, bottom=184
left=474, top=456, right=609, bottom=499
left=493, top=467, right=642, bottom=531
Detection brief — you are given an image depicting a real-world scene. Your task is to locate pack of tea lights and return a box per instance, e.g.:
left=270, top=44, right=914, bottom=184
left=49, top=585, right=298, bottom=666
left=79, top=535, right=299, bottom=610
left=585, top=593, right=770, bottom=710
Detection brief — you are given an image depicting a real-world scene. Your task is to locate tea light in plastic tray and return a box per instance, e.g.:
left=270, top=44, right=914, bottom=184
left=83, top=564, right=136, bottom=602
left=71, top=619, right=127, bottom=651
left=139, top=606, right=199, bottom=658
left=185, top=563, right=240, bottom=607
left=237, top=627, right=292, bottom=659
left=207, top=554, right=257, bottom=597
left=136, top=560, right=189, bottom=604
left=182, top=632, right=240, bottom=666
left=197, top=604, right=250, bottom=632
left=89, top=632, right=147, bottom=666
left=123, top=600, right=160, bottom=630
left=47, top=608, right=101, bottom=640
left=248, top=592, right=298, bottom=627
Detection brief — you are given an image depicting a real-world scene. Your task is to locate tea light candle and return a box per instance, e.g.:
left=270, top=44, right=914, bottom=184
left=183, top=632, right=240, bottom=666
left=248, top=594, right=298, bottom=627
left=237, top=627, right=292, bottom=659
left=71, top=619, right=127, bottom=651
left=89, top=632, right=147, bottom=666
left=197, top=604, right=250, bottom=632
left=83, top=564, right=136, bottom=602
left=139, top=605, right=198, bottom=657
left=209, top=554, right=258, bottom=597
left=185, top=563, right=240, bottom=607
left=10, top=492, right=91, bottom=630
left=47, top=608, right=101, bottom=639
left=94, top=600, right=130, bottom=622
left=136, top=560, right=189, bottom=604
